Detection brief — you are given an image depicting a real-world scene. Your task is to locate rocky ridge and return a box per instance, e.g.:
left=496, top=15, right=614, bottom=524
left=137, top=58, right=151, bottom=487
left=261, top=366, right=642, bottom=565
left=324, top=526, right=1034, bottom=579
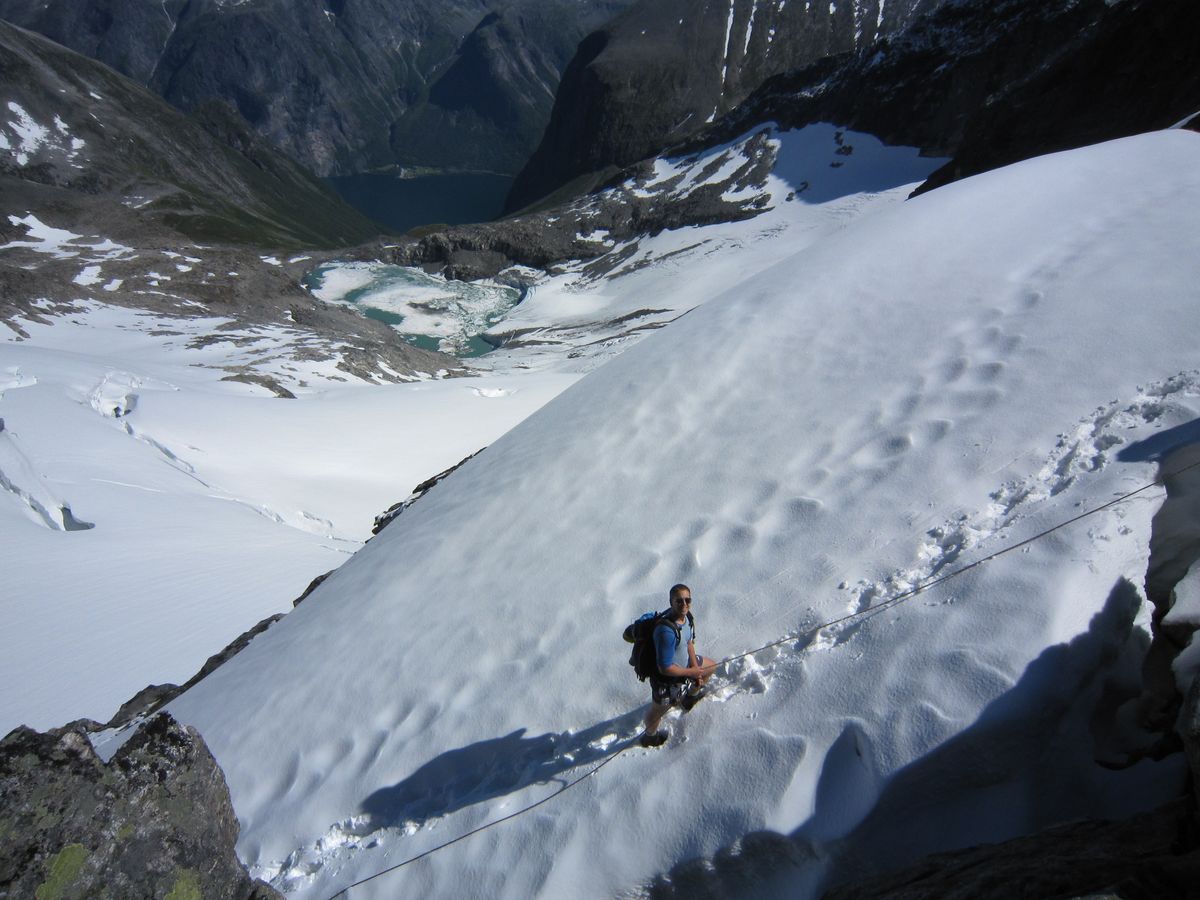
left=0, top=199, right=461, bottom=391
left=0, top=212, right=466, bottom=393
left=819, top=796, right=1200, bottom=899
left=0, top=19, right=380, bottom=248
left=361, top=126, right=779, bottom=284
left=400, top=0, right=1199, bottom=293
left=701, top=0, right=1200, bottom=198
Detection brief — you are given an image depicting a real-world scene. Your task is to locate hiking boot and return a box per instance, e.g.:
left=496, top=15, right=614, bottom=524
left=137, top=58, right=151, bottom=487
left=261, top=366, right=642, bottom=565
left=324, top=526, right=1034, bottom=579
left=639, top=731, right=668, bottom=748
left=681, top=689, right=706, bottom=712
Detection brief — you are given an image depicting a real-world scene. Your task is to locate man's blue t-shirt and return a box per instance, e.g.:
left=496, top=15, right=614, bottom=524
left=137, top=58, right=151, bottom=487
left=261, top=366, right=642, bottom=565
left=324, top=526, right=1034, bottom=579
left=653, top=617, right=694, bottom=674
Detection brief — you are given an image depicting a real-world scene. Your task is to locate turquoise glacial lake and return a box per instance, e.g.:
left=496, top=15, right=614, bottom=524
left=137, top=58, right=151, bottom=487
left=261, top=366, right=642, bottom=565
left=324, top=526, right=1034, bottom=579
left=306, top=263, right=522, bottom=358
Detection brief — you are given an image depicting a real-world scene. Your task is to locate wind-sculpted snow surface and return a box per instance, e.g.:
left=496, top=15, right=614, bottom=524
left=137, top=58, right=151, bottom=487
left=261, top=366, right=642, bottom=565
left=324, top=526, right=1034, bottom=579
left=166, top=129, right=1200, bottom=898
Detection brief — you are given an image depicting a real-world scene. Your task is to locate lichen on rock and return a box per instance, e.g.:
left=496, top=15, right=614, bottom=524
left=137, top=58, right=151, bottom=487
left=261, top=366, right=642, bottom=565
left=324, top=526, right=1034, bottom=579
left=0, top=713, right=280, bottom=899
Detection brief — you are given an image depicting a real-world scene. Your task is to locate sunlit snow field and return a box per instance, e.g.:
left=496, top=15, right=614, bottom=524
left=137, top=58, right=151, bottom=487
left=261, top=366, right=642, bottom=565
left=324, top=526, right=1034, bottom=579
left=0, top=303, right=576, bottom=730
left=2, top=123, right=935, bottom=734
left=5, top=123, right=1200, bottom=899
left=169, top=129, right=1199, bottom=898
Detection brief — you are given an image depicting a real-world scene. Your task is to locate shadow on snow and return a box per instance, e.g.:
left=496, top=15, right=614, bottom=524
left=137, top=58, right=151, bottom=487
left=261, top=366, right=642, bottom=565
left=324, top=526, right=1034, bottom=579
left=1117, top=417, right=1200, bottom=464
left=359, top=707, right=646, bottom=831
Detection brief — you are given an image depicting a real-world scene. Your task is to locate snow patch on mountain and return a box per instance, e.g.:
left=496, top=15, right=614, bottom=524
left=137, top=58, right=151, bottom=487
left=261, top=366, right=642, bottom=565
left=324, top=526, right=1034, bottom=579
left=0, top=214, right=133, bottom=261
left=475, top=123, right=945, bottom=374
left=1, top=100, right=86, bottom=167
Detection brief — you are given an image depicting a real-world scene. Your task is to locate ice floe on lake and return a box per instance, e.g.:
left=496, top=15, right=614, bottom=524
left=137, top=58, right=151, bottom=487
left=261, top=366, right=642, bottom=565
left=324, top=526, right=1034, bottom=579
left=307, top=262, right=522, bottom=357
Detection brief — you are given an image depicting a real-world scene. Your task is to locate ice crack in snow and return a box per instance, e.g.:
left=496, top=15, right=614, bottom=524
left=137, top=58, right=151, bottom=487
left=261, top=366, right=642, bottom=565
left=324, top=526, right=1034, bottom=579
left=0, top=431, right=93, bottom=531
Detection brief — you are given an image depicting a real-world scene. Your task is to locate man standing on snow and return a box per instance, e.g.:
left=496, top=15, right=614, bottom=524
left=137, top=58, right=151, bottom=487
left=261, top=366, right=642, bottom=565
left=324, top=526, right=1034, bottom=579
left=641, top=583, right=717, bottom=747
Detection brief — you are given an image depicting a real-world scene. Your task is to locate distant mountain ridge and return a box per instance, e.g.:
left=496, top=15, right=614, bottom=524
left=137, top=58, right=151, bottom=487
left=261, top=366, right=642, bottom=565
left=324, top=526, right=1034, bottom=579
left=0, top=0, right=635, bottom=178
left=334, top=0, right=1200, bottom=291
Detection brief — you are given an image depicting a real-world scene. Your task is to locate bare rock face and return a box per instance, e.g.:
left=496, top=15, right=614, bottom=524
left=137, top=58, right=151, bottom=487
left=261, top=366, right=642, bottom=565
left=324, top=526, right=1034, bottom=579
left=0, top=713, right=280, bottom=898
left=0, top=19, right=380, bottom=249
left=708, top=0, right=1200, bottom=200
left=514, top=0, right=1198, bottom=215
left=1183, top=677, right=1200, bottom=811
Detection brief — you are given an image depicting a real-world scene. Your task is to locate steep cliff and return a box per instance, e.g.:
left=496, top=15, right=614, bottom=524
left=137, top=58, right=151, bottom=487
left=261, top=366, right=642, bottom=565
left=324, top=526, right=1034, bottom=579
left=707, top=0, right=1200, bottom=197
left=506, top=0, right=940, bottom=211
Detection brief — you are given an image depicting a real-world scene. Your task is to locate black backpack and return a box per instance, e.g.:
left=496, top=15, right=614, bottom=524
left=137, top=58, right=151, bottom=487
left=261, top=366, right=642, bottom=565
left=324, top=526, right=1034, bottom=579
left=623, top=610, right=695, bottom=681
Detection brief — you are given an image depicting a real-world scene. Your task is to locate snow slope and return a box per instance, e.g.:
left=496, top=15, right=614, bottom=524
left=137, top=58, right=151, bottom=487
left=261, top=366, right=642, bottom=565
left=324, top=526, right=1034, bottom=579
left=165, top=129, right=1200, bottom=897
left=1, top=123, right=933, bottom=735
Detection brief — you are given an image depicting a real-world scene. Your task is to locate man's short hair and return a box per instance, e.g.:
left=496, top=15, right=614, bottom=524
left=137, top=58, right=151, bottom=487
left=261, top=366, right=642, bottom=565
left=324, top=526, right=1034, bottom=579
left=669, top=583, right=691, bottom=599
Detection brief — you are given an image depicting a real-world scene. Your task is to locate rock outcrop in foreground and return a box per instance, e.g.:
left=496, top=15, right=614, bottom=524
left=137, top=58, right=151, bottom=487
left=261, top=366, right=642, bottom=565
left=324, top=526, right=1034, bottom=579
left=0, top=713, right=279, bottom=899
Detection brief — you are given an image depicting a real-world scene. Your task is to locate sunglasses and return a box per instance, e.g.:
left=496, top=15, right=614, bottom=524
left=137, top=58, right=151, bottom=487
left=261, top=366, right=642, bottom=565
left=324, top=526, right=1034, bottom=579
left=674, top=596, right=693, bottom=604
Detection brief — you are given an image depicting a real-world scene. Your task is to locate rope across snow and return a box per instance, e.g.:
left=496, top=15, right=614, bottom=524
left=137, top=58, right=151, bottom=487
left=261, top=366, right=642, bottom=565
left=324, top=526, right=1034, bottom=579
left=319, top=453, right=1200, bottom=900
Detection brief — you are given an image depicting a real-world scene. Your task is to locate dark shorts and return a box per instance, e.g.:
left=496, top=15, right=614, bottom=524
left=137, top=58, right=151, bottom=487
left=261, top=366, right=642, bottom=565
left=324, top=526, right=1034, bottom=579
left=650, top=656, right=711, bottom=706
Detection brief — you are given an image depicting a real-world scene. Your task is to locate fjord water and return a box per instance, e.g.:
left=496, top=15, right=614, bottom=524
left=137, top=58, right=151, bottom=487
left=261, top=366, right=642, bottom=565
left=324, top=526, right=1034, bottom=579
left=326, top=172, right=516, bottom=234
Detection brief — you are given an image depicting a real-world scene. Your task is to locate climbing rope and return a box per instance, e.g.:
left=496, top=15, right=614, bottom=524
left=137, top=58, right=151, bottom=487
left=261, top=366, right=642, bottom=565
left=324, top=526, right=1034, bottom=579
left=325, top=749, right=630, bottom=898
left=724, top=455, right=1200, bottom=664
left=323, top=455, right=1200, bottom=899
